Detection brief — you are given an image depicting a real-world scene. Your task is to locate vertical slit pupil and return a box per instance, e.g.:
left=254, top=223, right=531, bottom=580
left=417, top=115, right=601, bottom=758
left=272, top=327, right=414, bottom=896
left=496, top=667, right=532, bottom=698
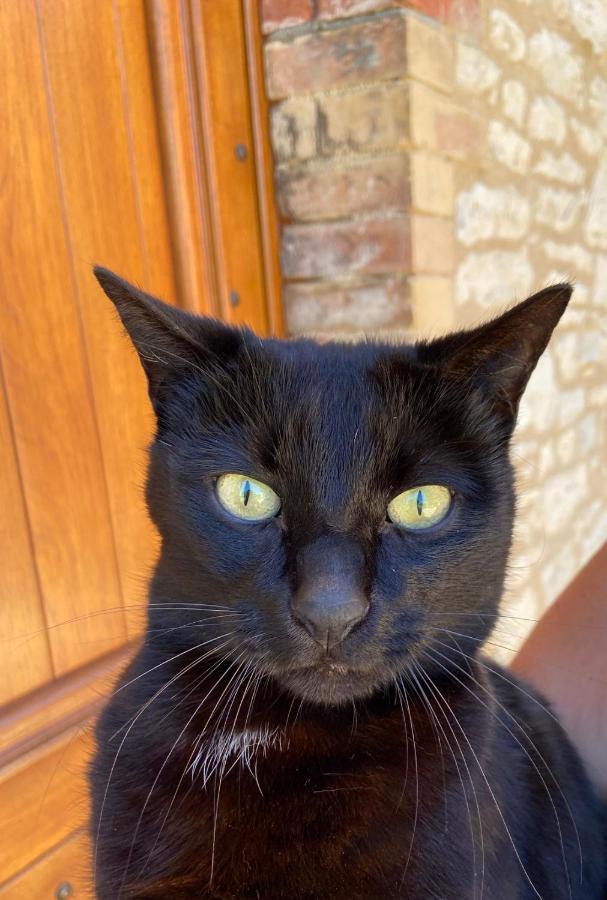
left=242, top=480, right=251, bottom=507
left=416, top=490, right=424, bottom=516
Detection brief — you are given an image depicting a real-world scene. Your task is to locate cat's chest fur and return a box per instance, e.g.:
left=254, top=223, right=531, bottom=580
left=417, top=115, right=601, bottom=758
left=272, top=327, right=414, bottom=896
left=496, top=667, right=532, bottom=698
left=93, top=678, right=520, bottom=900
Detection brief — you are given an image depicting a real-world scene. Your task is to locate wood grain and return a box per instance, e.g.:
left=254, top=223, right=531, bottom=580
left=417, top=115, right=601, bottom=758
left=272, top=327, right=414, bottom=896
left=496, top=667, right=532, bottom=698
left=0, top=727, right=91, bottom=885
left=146, top=0, right=220, bottom=316
left=37, top=0, right=173, bottom=638
left=242, top=0, right=285, bottom=337
left=191, top=0, right=270, bottom=332
left=0, top=644, right=133, bottom=768
left=0, top=0, right=127, bottom=674
left=0, top=830, right=91, bottom=898
left=0, top=365, right=53, bottom=705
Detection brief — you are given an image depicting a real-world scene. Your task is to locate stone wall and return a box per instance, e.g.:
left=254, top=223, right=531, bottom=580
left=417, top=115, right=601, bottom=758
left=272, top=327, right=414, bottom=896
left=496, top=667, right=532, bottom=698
left=262, top=0, right=607, bottom=656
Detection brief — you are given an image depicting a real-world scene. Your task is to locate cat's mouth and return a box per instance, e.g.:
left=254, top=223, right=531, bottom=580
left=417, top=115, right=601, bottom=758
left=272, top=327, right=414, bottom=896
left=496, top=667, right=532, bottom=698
left=278, top=659, right=382, bottom=705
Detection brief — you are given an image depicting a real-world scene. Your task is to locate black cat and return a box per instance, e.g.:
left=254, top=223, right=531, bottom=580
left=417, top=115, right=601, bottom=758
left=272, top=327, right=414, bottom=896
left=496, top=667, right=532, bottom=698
left=91, top=267, right=605, bottom=899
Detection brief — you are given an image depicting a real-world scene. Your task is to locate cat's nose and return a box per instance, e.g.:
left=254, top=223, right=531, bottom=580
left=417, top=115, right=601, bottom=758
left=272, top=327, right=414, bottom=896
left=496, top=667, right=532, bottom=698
left=291, top=592, right=369, bottom=650
left=290, top=535, right=370, bottom=651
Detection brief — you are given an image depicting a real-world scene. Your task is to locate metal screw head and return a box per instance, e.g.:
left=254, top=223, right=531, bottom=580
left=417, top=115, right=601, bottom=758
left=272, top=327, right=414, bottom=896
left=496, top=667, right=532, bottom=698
left=229, top=290, right=241, bottom=308
left=234, top=143, right=248, bottom=161
left=56, top=883, right=73, bottom=900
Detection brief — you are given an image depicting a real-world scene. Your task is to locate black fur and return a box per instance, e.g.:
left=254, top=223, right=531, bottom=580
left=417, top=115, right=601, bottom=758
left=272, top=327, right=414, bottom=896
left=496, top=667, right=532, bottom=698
left=91, top=268, right=606, bottom=899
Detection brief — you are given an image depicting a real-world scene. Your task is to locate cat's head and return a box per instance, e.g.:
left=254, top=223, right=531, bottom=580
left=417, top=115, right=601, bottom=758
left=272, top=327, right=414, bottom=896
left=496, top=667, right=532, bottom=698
left=95, top=267, right=570, bottom=706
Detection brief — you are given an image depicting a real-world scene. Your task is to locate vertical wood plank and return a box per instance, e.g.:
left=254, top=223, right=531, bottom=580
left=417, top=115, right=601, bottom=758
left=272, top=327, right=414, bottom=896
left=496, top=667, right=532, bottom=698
left=0, top=365, right=53, bottom=706
left=146, top=0, right=220, bottom=316
left=243, top=0, right=285, bottom=337
left=192, top=0, right=270, bottom=333
left=0, top=1, right=126, bottom=674
left=114, top=0, right=178, bottom=301
left=37, top=0, right=177, bottom=637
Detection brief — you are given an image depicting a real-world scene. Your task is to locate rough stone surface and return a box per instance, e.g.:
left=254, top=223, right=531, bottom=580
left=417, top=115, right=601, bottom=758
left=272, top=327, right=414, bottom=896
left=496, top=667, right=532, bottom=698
left=566, top=0, right=607, bottom=53
left=456, top=182, right=529, bottom=245
left=501, top=79, right=527, bottom=127
left=455, top=249, right=533, bottom=308
left=456, top=42, right=500, bottom=94
left=533, top=151, right=585, bottom=185
left=570, top=117, right=602, bottom=156
left=534, top=186, right=583, bottom=233
left=527, top=30, right=585, bottom=106
left=489, top=9, right=526, bottom=61
left=593, top=255, right=607, bottom=305
left=584, top=155, right=607, bottom=249
left=488, top=120, right=531, bottom=173
left=542, top=240, right=593, bottom=273
left=589, top=76, right=607, bottom=135
left=527, top=95, right=567, bottom=144
left=541, top=466, right=587, bottom=535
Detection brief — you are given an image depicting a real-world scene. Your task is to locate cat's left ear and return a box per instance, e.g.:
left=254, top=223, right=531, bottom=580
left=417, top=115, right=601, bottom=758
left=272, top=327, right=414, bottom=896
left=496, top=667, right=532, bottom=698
left=94, top=266, right=244, bottom=411
left=419, top=283, right=572, bottom=426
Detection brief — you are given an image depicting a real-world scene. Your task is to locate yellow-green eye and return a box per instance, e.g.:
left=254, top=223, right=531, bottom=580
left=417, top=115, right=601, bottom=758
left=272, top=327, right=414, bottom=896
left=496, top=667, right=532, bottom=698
left=215, top=474, right=281, bottom=522
left=387, top=484, right=451, bottom=530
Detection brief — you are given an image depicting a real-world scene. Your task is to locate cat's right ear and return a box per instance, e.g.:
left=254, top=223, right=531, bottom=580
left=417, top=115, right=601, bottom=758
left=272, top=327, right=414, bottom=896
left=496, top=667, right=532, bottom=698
left=94, top=267, right=243, bottom=409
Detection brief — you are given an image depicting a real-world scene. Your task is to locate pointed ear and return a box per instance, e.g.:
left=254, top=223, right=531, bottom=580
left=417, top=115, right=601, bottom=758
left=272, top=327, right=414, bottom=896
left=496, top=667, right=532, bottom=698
left=419, top=283, right=572, bottom=427
left=94, top=266, right=243, bottom=408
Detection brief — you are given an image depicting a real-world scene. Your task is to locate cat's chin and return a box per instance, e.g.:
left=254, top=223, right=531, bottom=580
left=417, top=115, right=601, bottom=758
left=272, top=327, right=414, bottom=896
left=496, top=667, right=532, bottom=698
left=277, top=661, right=386, bottom=706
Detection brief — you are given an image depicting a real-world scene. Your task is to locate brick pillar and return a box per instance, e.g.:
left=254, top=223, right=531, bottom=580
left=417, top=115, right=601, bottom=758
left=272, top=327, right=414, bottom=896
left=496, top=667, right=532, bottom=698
left=263, top=1, right=481, bottom=336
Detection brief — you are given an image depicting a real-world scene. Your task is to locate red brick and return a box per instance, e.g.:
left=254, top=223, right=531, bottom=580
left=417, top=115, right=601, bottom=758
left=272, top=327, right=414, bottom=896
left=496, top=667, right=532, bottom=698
left=261, top=0, right=314, bottom=34
left=265, top=14, right=408, bottom=100
left=316, top=0, right=479, bottom=24
left=275, top=155, right=410, bottom=221
left=271, top=82, right=409, bottom=164
left=317, top=1, right=405, bottom=19
left=281, top=218, right=411, bottom=278
left=284, top=276, right=412, bottom=334
left=446, top=0, right=481, bottom=29
left=406, top=0, right=449, bottom=17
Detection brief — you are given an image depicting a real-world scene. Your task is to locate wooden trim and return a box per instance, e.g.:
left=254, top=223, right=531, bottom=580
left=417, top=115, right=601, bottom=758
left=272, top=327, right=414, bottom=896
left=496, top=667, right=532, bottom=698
left=242, top=0, right=285, bottom=337
left=0, top=727, right=92, bottom=887
left=0, top=828, right=89, bottom=898
left=0, top=644, right=135, bottom=769
left=145, top=0, right=283, bottom=334
left=145, top=0, right=219, bottom=315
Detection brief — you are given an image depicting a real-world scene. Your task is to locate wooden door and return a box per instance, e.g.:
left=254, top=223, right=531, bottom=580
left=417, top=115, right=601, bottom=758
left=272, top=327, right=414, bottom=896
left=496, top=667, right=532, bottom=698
left=0, top=1, right=280, bottom=894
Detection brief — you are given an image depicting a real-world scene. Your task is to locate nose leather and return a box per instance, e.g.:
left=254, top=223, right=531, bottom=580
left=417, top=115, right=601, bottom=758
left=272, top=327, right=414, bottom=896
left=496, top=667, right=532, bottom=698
left=290, top=535, right=370, bottom=651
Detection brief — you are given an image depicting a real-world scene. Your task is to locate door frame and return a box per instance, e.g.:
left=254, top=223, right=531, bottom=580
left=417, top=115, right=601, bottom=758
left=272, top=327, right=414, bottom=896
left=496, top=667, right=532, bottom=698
left=147, top=0, right=284, bottom=335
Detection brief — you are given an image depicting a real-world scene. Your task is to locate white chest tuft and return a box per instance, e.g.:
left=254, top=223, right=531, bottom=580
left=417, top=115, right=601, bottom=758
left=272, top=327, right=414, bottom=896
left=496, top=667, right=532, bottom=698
left=189, top=725, right=287, bottom=789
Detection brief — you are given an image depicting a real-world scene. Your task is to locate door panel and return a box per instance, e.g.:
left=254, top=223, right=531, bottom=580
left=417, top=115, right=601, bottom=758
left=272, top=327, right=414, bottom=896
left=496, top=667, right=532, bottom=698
left=37, top=0, right=174, bottom=638
left=0, top=0, right=127, bottom=677
left=0, top=369, right=52, bottom=705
